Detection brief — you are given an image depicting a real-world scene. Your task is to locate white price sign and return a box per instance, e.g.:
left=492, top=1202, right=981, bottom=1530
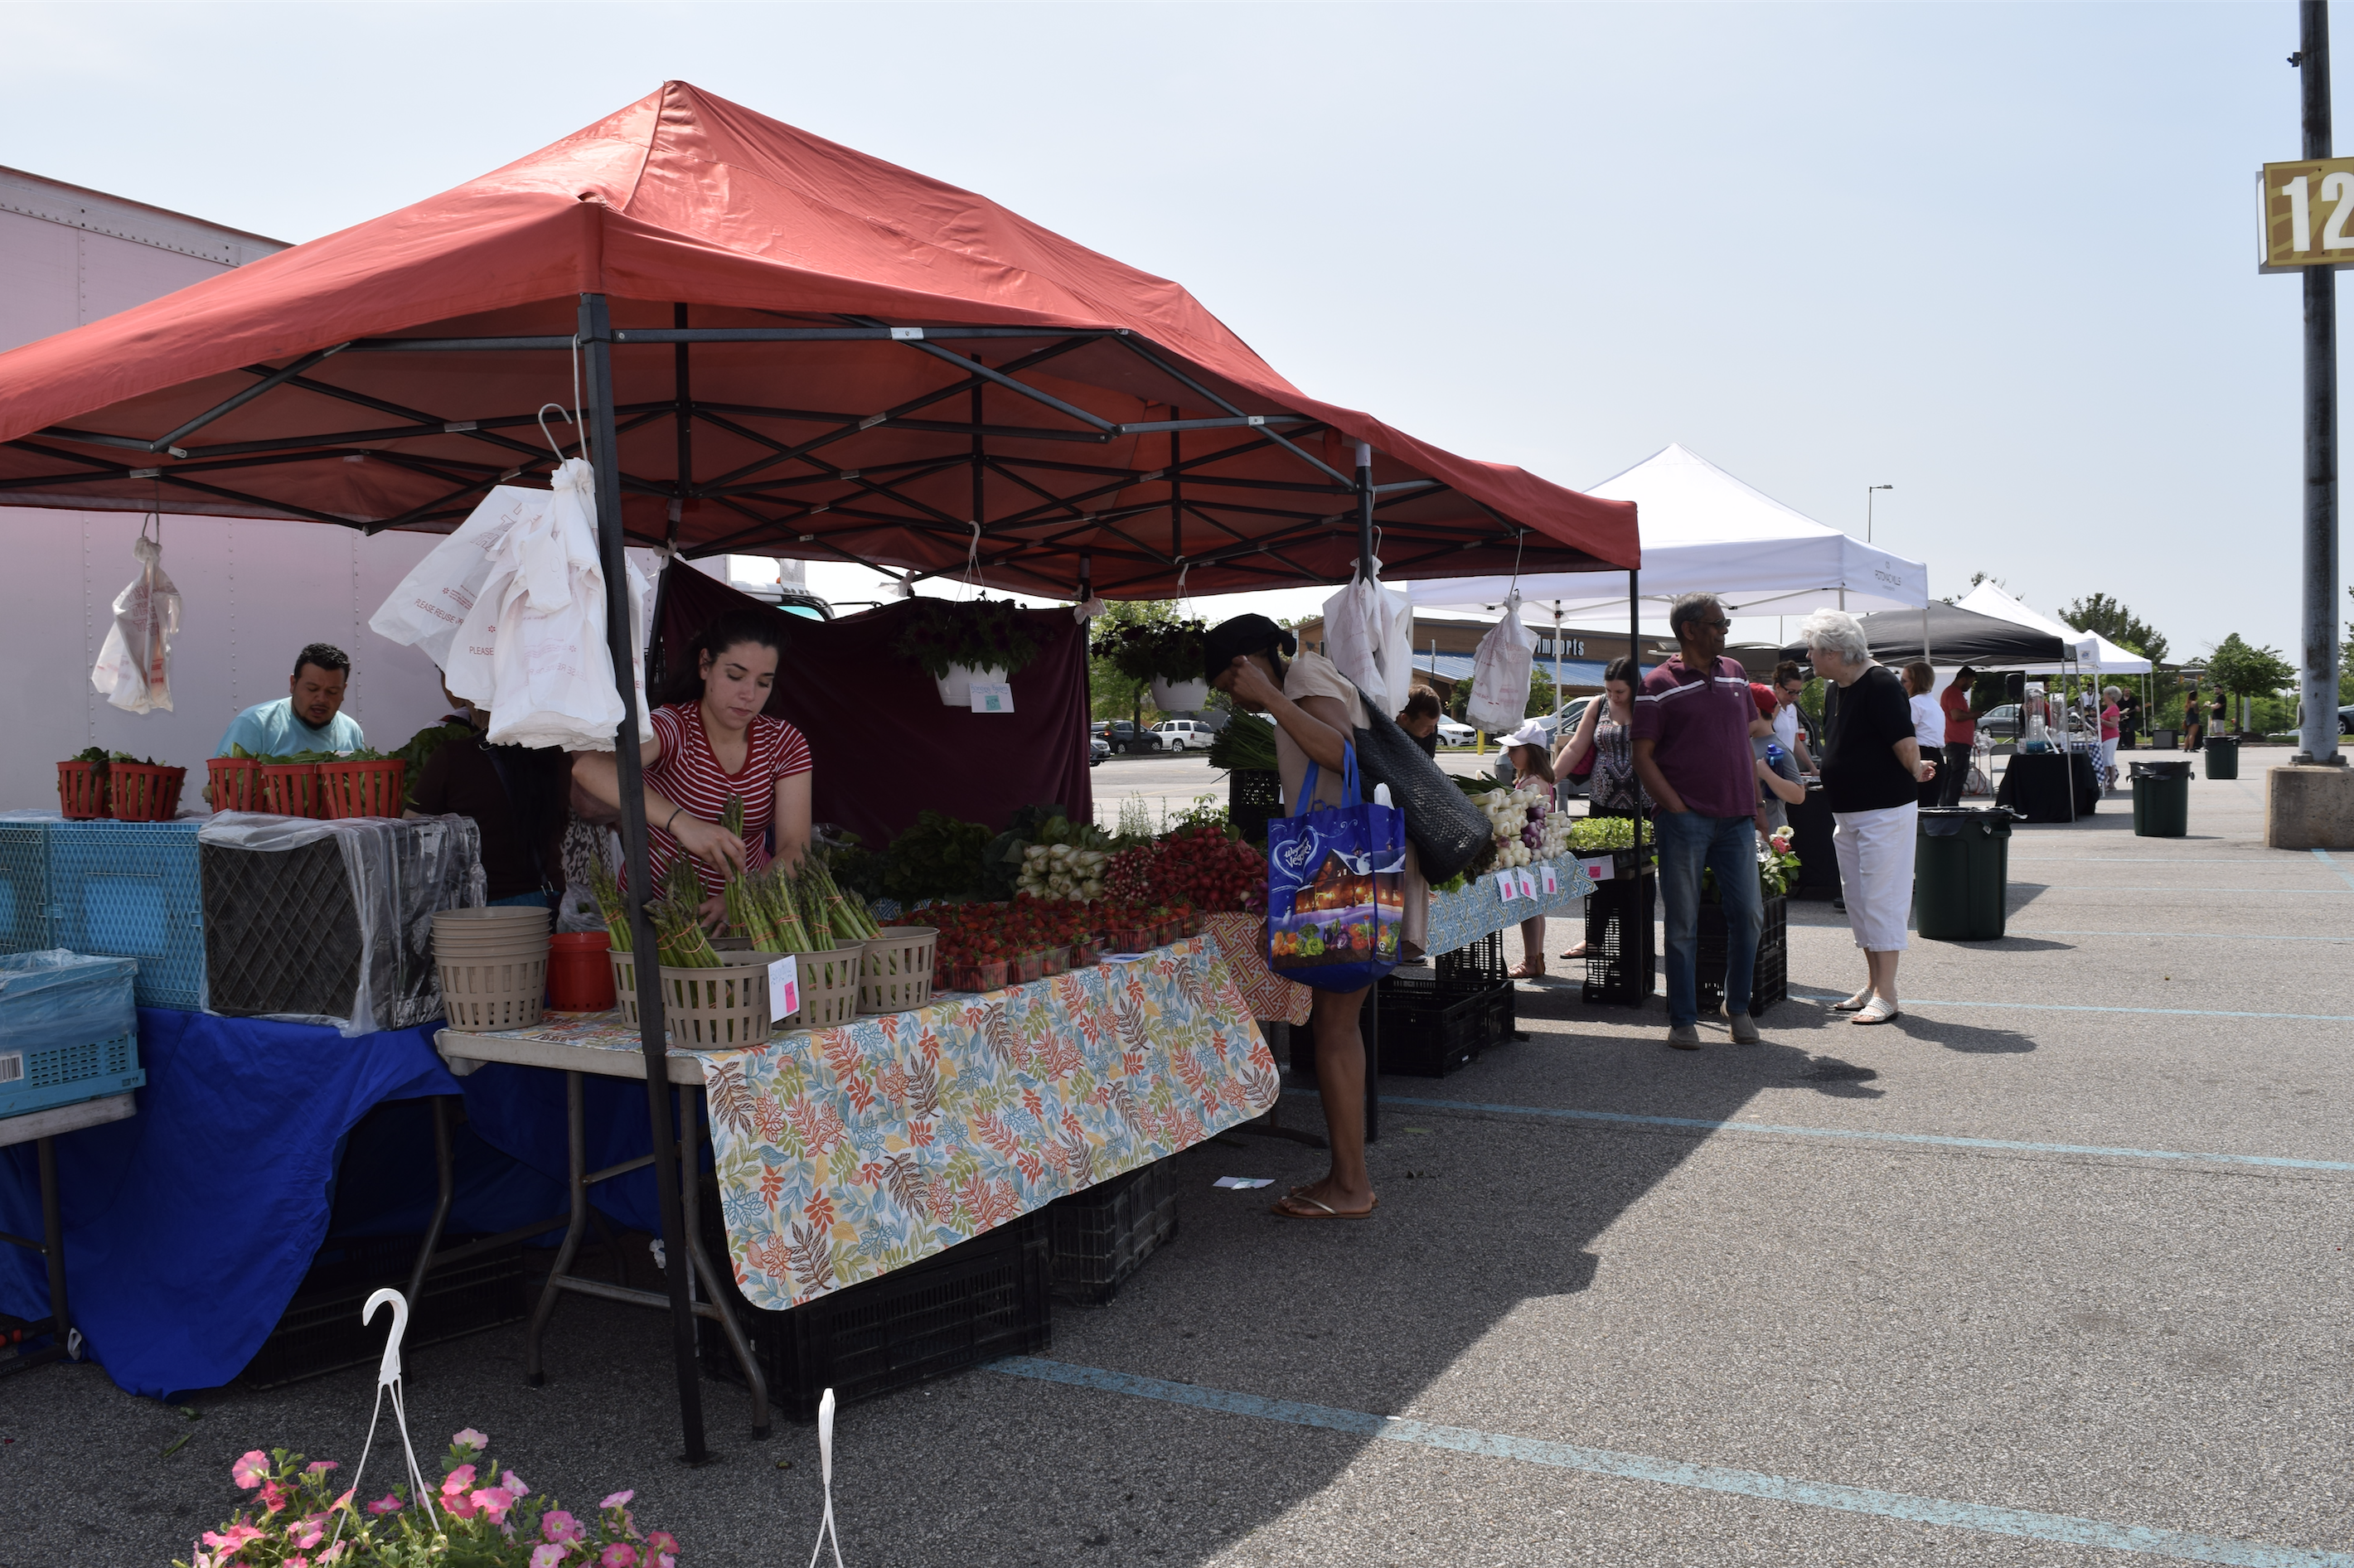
left=967, top=681, right=1015, bottom=714
left=767, top=955, right=800, bottom=1022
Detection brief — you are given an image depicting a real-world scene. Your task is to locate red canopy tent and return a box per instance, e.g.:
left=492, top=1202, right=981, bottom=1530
left=0, top=82, right=1640, bottom=1457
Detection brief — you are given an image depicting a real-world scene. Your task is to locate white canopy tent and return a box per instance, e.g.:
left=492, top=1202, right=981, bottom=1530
left=1955, top=582, right=2153, bottom=674
left=1407, top=443, right=1930, bottom=622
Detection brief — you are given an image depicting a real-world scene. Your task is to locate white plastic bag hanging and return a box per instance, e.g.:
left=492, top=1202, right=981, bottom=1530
left=1466, top=589, right=1538, bottom=734
left=475, top=459, right=627, bottom=750
left=368, top=483, right=540, bottom=669
left=1321, top=569, right=1414, bottom=715
left=90, top=533, right=181, bottom=714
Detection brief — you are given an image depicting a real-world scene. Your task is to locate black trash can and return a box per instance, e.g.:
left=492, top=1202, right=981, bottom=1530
left=1914, top=808, right=2013, bottom=941
left=2129, top=760, right=2192, bottom=838
left=2204, top=735, right=2240, bottom=781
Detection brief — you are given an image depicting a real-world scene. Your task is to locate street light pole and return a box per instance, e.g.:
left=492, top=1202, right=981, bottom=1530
left=1866, top=483, right=1894, bottom=544
left=2296, top=0, right=2344, bottom=767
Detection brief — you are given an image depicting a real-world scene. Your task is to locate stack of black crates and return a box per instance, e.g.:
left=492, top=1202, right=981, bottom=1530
left=1581, top=849, right=1656, bottom=1005
left=1286, top=931, right=1516, bottom=1081
left=1228, top=768, right=1282, bottom=847
left=1699, top=893, right=1787, bottom=1014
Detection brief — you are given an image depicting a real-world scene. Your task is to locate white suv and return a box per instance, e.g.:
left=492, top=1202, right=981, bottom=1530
left=1150, top=719, right=1217, bottom=752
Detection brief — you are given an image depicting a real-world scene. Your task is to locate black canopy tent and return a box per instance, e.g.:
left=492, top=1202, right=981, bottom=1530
left=1779, top=603, right=2066, bottom=667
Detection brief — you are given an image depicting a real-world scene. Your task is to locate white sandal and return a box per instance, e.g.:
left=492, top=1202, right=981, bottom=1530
left=1849, top=997, right=1901, bottom=1025
left=1831, top=989, right=1873, bottom=1013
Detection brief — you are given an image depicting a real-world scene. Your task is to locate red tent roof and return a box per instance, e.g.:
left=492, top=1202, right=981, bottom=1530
left=0, top=82, right=1635, bottom=595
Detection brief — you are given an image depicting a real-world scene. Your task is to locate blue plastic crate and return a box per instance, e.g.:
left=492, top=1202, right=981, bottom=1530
left=0, top=823, right=49, bottom=956
left=0, top=951, right=144, bottom=1120
left=44, top=821, right=207, bottom=1010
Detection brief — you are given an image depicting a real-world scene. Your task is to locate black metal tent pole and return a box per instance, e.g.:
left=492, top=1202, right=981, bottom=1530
left=580, top=292, right=709, bottom=1464
left=1629, top=567, right=1642, bottom=923
left=1354, top=439, right=1380, bottom=1146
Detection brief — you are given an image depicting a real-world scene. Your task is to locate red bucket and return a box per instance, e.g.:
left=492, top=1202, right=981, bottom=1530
left=56, top=761, right=107, bottom=819
left=207, top=757, right=263, bottom=813
left=109, top=763, right=186, bottom=821
left=547, top=931, right=616, bottom=1011
left=319, top=758, right=407, bottom=819
left=259, top=762, right=324, bottom=818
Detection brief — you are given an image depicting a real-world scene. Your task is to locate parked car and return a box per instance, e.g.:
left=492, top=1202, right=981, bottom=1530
left=2341, top=703, right=2354, bottom=735
left=1150, top=719, right=1217, bottom=752
left=1096, top=719, right=1161, bottom=754
left=1433, top=717, right=1474, bottom=747
left=1089, top=733, right=1110, bottom=767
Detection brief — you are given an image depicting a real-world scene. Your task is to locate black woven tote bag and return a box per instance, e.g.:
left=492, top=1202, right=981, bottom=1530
left=1349, top=699, right=1492, bottom=884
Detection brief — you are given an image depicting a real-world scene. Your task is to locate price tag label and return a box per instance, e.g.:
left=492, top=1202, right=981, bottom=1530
left=766, top=955, right=800, bottom=1021
left=1580, top=855, right=1612, bottom=882
left=967, top=681, right=1015, bottom=713
left=1495, top=869, right=1521, bottom=901
left=1518, top=868, right=1539, bottom=899
left=1540, top=864, right=1559, bottom=896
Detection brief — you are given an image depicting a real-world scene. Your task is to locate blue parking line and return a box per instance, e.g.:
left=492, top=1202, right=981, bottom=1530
left=2316, top=849, right=2354, bottom=893
left=1372, top=1095, right=2354, bottom=1172
left=2008, top=929, right=2354, bottom=944
left=1785, top=987, right=2354, bottom=1024
left=989, top=1357, right=2354, bottom=1566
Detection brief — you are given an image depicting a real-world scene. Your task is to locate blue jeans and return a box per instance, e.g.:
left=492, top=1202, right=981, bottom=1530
left=1656, top=810, right=1761, bottom=1026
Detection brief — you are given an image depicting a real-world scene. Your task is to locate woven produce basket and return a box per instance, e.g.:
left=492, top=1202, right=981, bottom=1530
left=438, top=948, right=547, bottom=1031
left=783, top=947, right=865, bottom=1030
left=56, top=761, right=108, bottom=819
left=859, top=927, right=938, bottom=1014
left=319, top=758, right=407, bottom=819
left=108, top=763, right=186, bottom=821
left=259, top=762, right=324, bottom=818
left=206, top=757, right=262, bottom=813
left=610, top=955, right=771, bottom=1048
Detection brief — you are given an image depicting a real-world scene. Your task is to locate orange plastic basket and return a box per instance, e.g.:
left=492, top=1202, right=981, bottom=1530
left=318, top=758, right=407, bottom=819
left=56, top=761, right=108, bottom=820
left=259, top=762, right=324, bottom=819
left=206, top=757, right=263, bottom=814
left=108, top=763, right=186, bottom=821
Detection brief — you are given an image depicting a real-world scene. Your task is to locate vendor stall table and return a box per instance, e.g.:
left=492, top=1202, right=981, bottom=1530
left=1423, top=855, right=1598, bottom=956
left=0, top=1091, right=134, bottom=1376
left=1995, top=751, right=2101, bottom=823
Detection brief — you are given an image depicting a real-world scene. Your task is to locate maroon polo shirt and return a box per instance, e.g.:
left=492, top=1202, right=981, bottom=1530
left=1630, top=654, right=1757, bottom=820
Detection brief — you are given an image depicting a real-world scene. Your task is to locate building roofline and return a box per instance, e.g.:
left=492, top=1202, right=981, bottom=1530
left=0, top=165, right=288, bottom=265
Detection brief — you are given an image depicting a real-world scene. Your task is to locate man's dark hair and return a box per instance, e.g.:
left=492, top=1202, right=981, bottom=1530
left=1667, top=593, right=1724, bottom=638
left=293, top=642, right=351, bottom=680
left=1401, top=686, right=1441, bottom=719
left=1773, top=660, right=1805, bottom=688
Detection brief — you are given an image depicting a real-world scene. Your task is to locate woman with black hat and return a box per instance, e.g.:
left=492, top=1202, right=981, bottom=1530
left=1207, top=612, right=1426, bottom=1222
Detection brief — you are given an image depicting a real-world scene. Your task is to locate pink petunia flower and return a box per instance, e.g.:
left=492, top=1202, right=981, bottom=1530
left=231, top=1450, right=270, bottom=1488
left=284, top=1556, right=310, bottom=1568
left=470, top=1486, right=518, bottom=1524
left=305, top=1460, right=339, bottom=1475
left=367, top=1493, right=404, bottom=1516
left=600, top=1490, right=636, bottom=1512
left=259, top=1478, right=289, bottom=1515
left=502, top=1469, right=529, bottom=1495
left=442, top=1464, right=478, bottom=1495
left=598, top=1546, right=639, bottom=1568
left=286, top=1515, right=326, bottom=1549
left=201, top=1522, right=264, bottom=1553
left=452, top=1427, right=489, bottom=1451
left=442, top=1489, right=480, bottom=1522
left=646, top=1532, right=679, bottom=1554
left=542, top=1510, right=585, bottom=1546
left=531, top=1548, right=567, bottom=1568
left=319, top=1544, right=351, bottom=1566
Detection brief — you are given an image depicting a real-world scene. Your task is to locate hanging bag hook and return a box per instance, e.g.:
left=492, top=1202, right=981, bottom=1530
left=536, top=403, right=575, bottom=468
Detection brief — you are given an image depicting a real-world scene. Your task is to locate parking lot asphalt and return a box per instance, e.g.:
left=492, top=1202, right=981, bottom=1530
left=5, top=762, right=2350, bottom=1567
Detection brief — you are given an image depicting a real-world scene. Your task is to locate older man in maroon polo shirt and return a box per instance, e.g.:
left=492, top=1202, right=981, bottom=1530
left=1631, top=591, right=1766, bottom=1050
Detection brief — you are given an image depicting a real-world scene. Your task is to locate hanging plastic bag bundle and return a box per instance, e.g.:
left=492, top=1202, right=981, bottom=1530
left=1465, top=588, right=1537, bottom=735
left=1320, top=569, right=1413, bottom=717
left=1263, top=744, right=1405, bottom=990
left=90, top=532, right=181, bottom=714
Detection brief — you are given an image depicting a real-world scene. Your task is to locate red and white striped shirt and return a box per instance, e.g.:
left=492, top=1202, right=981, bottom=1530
left=642, top=702, right=811, bottom=897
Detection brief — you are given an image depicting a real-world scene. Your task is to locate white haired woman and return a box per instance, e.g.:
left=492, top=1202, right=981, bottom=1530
left=2099, top=685, right=2124, bottom=791
left=1799, top=609, right=1938, bottom=1025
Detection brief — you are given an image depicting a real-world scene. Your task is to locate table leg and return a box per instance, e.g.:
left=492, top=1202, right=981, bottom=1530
left=524, top=1071, right=590, bottom=1388
left=679, top=1086, right=769, bottom=1438
left=38, top=1136, right=68, bottom=1358
left=407, top=1096, right=458, bottom=1312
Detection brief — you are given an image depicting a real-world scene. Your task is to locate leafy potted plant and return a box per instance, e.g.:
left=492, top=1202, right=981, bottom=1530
left=893, top=598, right=1041, bottom=706
left=1096, top=618, right=1209, bottom=712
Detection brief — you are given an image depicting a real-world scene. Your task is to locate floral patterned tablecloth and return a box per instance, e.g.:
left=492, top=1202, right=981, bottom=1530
left=699, top=936, right=1276, bottom=1309
left=1204, top=912, right=1314, bottom=1026
left=1422, top=854, right=1599, bottom=958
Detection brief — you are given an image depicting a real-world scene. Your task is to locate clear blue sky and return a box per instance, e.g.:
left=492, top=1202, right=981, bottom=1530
left=2, top=2, right=2332, bottom=658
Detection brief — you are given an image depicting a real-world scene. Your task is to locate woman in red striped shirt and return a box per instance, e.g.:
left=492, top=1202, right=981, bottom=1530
left=573, top=610, right=812, bottom=927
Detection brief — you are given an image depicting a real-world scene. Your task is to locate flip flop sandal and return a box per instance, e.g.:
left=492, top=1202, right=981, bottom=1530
left=1831, top=989, right=1873, bottom=1012
left=1271, top=1193, right=1376, bottom=1220
left=1849, top=998, right=1902, bottom=1025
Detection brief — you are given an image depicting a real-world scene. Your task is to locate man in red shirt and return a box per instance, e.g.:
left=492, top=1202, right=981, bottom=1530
left=1633, top=593, right=1766, bottom=1050
left=1937, top=666, right=1979, bottom=807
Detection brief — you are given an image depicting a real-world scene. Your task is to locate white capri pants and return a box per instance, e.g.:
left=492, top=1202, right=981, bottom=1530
left=1833, top=801, right=1916, bottom=952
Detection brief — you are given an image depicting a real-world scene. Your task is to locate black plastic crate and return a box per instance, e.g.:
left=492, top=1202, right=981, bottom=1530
left=1698, top=895, right=1788, bottom=1016
left=1230, top=769, right=1282, bottom=848
left=1368, top=971, right=1510, bottom=1077
left=1435, top=929, right=1507, bottom=985
left=700, top=1210, right=1051, bottom=1422
left=1582, top=869, right=1655, bottom=1006
left=241, top=1233, right=526, bottom=1389
left=1048, top=1158, right=1179, bottom=1306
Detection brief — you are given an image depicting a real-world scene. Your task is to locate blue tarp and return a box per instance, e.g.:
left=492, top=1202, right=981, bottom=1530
left=0, top=1009, right=669, bottom=1399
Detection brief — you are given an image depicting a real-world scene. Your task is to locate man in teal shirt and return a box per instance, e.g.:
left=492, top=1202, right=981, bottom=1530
left=214, top=643, right=369, bottom=756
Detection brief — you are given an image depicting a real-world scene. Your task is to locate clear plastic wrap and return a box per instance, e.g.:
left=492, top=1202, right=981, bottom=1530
left=197, top=812, right=485, bottom=1036
left=0, top=949, right=138, bottom=1057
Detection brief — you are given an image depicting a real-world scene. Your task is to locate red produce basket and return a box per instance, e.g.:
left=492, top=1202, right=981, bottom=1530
left=206, top=757, right=263, bottom=814
left=56, top=761, right=108, bottom=819
left=259, top=762, right=325, bottom=819
left=318, top=758, right=407, bottom=819
left=108, top=763, right=186, bottom=821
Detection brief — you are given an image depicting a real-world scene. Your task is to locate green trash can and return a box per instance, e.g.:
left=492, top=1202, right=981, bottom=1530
left=1914, top=807, right=2013, bottom=941
left=2204, top=735, right=2239, bottom=780
left=2129, top=760, right=2191, bottom=837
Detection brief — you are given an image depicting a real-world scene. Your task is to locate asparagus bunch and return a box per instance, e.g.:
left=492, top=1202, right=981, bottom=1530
left=650, top=898, right=723, bottom=967
left=801, top=850, right=881, bottom=942
left=755, top=864, right=816, bottom=952
left=588, top=859, right=632, bottom=954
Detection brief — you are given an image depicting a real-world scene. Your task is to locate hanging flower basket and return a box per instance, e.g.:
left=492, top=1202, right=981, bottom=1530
left=1097, top=618, right=1209, bottom=695
left=1150, top=675, right=1210, bottom=713
left=933, top=663, right=1009, bottom=708
left=893, top=598, right=1041, bottom=705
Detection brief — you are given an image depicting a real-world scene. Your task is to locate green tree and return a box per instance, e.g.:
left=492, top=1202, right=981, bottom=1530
left=2061, top=593, right=2169, bottom=665
left=1087, top=599, right=1178, bottom=724
left=1940, top=570, right=2010, bottom=606
left=2204, top=633, right=2296, bottom=734
left=1526, top=666, right=1557, bottom=719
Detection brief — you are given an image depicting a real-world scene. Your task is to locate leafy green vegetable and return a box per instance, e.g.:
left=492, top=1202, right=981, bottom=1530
left=878, top=810, right=996, bottom=903
left=71, top=747, right=110, bottom=768
left=390, top=720, right=470, bottom=806
left=1206, top=713, right=1278, bottom=772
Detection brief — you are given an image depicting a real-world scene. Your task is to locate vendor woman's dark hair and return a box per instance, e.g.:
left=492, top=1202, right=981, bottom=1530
left=656, top=609, right=787, bottom=707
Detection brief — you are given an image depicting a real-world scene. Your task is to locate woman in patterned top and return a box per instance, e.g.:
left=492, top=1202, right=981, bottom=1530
left=1550, top=656, right=1649, bottom=960
left=571, top=610, right=812, bottom=929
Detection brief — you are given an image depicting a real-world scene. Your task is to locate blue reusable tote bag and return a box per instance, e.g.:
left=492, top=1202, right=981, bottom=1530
left=1264, top=743, right=1407, bottom=990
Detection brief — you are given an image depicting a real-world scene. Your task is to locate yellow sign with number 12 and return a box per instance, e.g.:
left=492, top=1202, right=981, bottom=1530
left=2258, top=157, right=2354, bottom=272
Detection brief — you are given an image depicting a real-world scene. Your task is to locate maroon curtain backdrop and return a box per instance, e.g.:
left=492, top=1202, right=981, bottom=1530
left=655, top=569, right=1092, bottom=848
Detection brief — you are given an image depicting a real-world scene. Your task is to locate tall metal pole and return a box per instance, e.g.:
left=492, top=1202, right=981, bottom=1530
left=1354, top=439, right=1379, bottom=1145
left=2298, top=0, right=2345, bottom=767
left=580, top=293, right=709, bottom=1463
